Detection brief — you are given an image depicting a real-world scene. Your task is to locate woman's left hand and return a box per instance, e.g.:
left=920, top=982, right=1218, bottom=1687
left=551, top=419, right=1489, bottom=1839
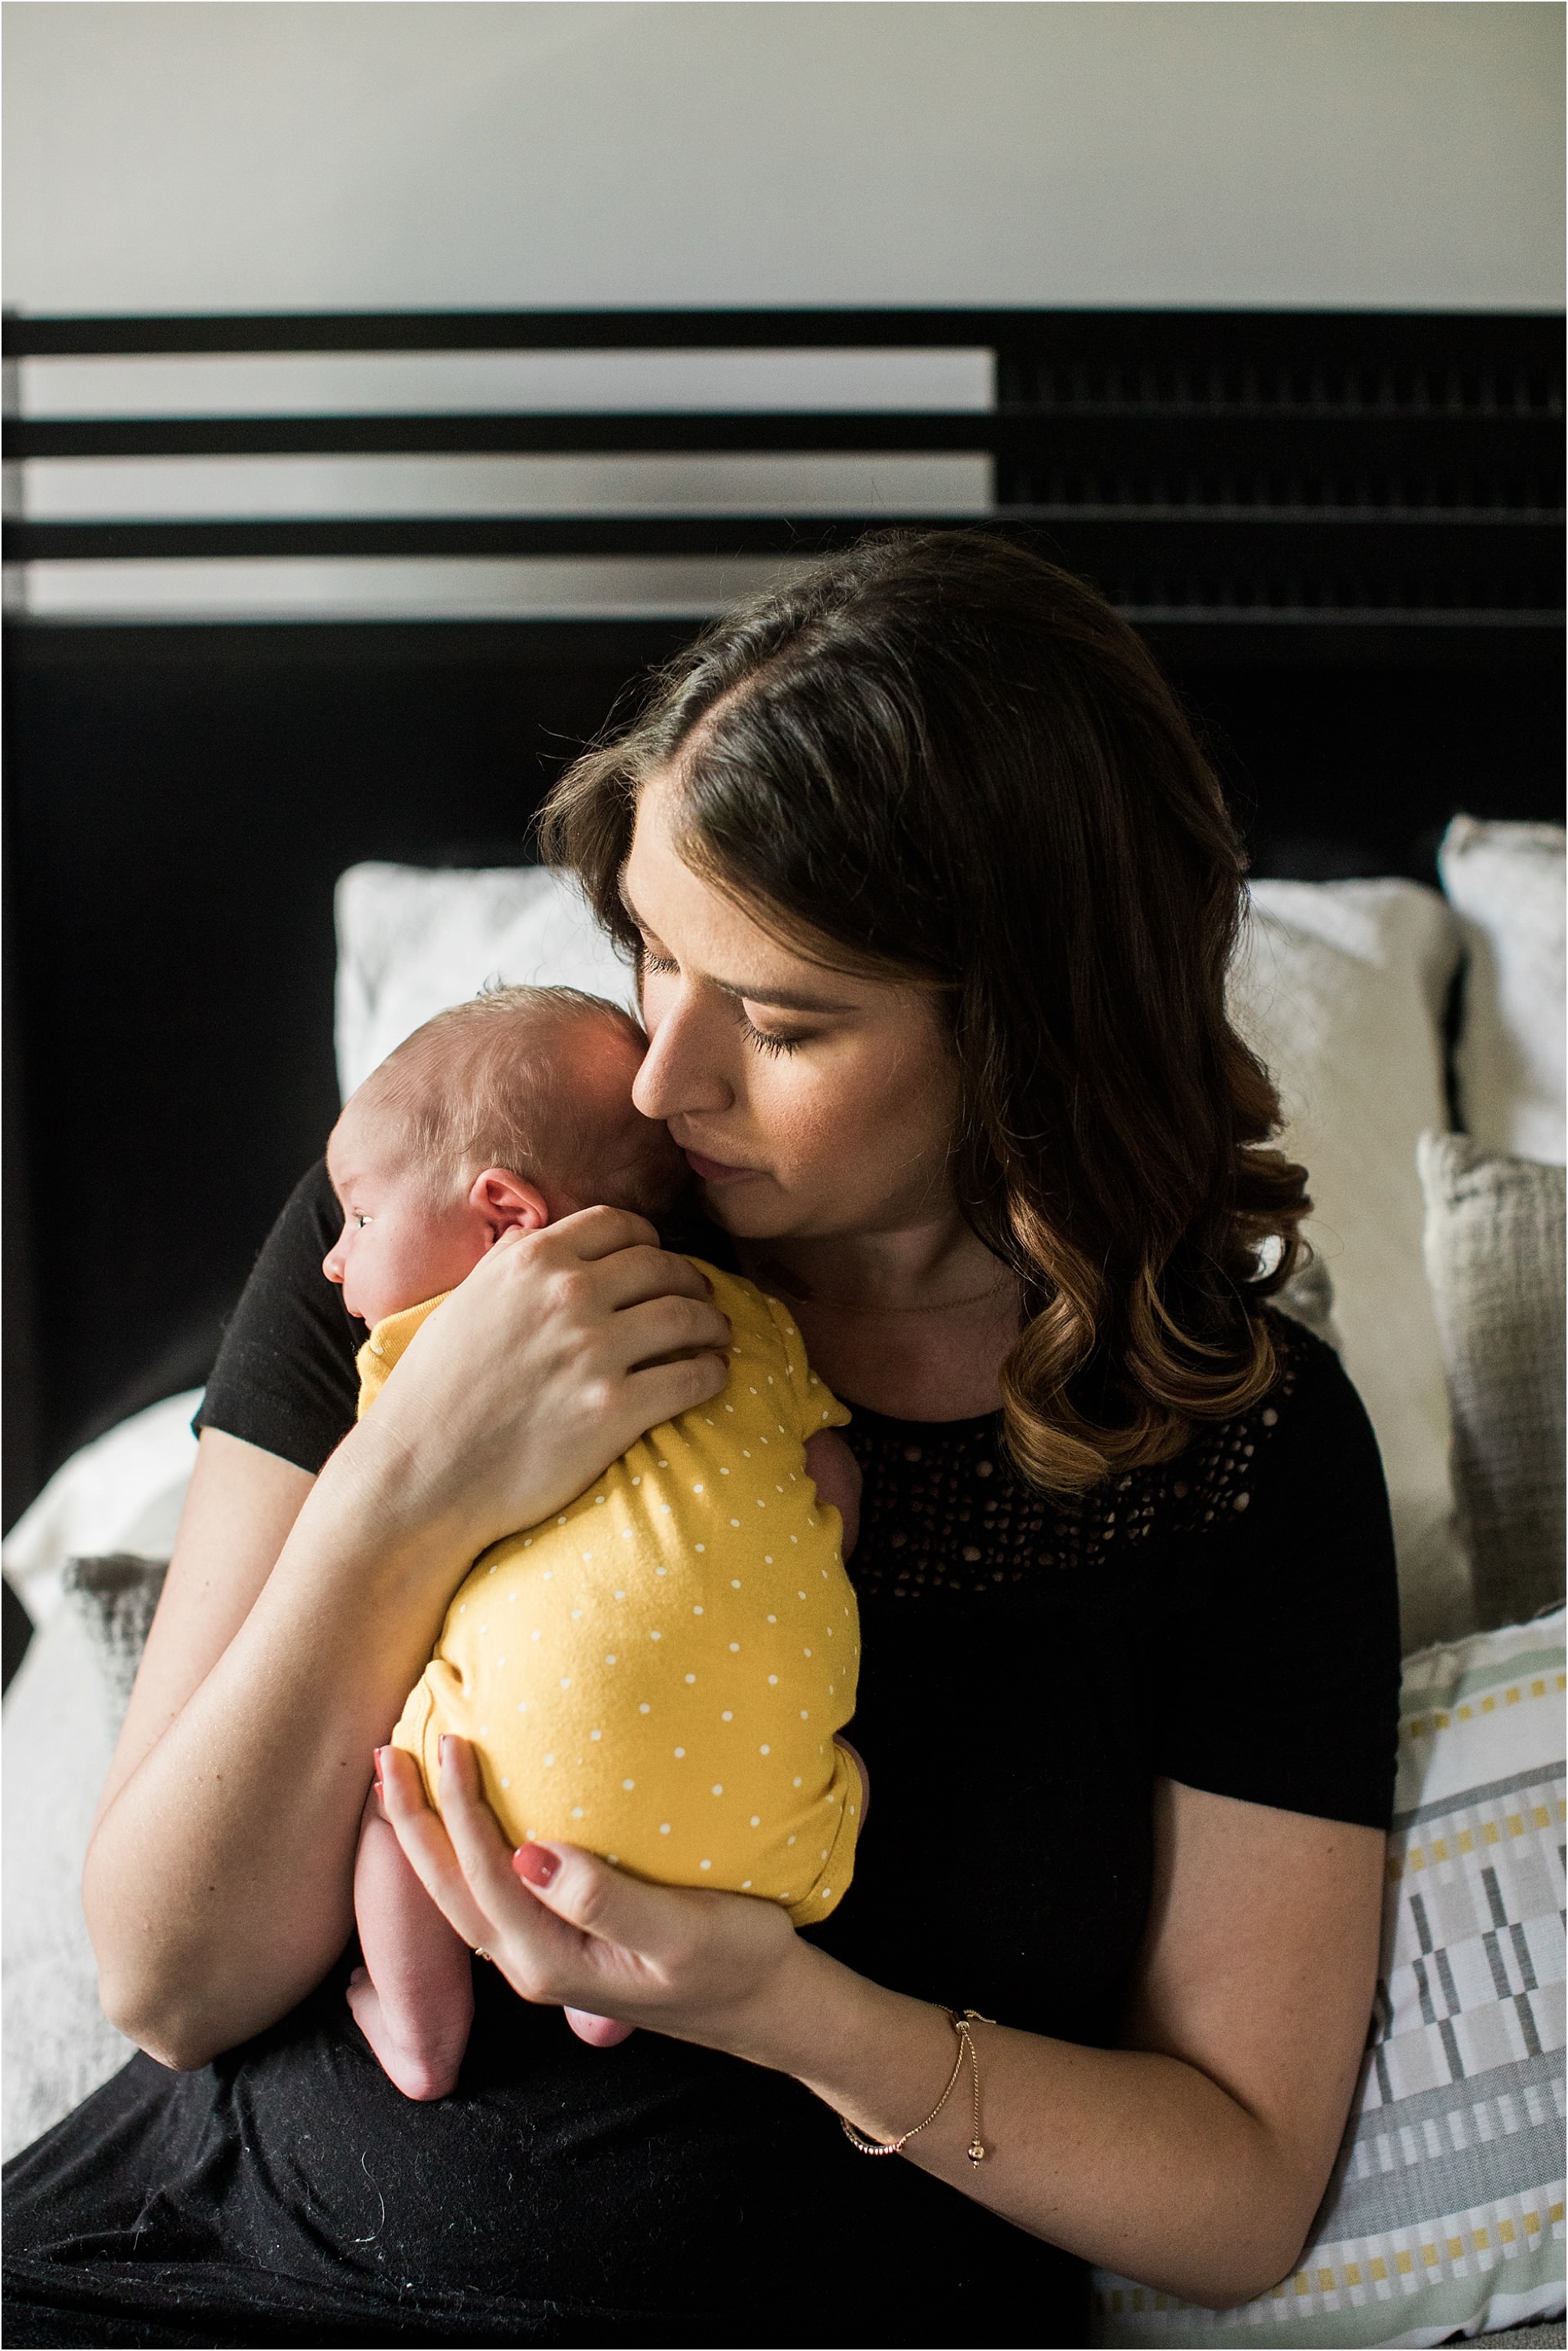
left=378, top=1738, right=804, bottom=2052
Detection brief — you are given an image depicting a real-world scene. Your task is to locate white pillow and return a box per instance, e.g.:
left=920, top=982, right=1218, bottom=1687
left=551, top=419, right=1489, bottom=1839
left=1439, top=819, right=1566, bottom=1169
left=0, top=1388, right=201, bottom=1633
left=2, top=1598, right=136, bottom=2160
left=333, top=862, right=639, bottom=1103
left=1233, top=881, right=1468, bottom=1651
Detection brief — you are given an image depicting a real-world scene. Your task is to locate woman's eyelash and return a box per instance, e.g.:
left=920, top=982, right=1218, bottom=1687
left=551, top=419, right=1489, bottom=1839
left=639, top=949, right=677, bottom=973
left=740, top=1015, right=805, bottom=1058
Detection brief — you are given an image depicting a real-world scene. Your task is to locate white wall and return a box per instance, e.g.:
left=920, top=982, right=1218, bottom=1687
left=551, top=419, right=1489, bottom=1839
left=4, top=1, right=1562, bottom=316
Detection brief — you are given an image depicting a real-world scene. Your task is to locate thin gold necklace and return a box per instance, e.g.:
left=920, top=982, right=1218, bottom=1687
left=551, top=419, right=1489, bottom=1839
left=752, top=1260, right=1015, bottom=1316
left=809, top=1287, right=1012, bottom=1315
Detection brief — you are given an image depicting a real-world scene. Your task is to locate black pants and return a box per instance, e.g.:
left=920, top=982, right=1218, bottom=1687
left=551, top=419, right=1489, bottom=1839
left=3, top=1968, right=1086, bottom=2349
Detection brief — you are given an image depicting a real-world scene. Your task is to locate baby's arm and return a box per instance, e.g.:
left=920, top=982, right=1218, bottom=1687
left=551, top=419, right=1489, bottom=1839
left=348, top=1779, right=475, bottom=2101
left=802, top=1427, right=861, bottom=1557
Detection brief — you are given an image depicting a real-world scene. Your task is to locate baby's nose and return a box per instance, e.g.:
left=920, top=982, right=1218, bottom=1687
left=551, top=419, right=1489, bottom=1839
left=322, top=1246, right=345, bottom=1285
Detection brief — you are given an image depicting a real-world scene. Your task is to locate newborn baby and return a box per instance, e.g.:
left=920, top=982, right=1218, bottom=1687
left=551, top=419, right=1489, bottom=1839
left=323, top=984, right=864, bottom=2100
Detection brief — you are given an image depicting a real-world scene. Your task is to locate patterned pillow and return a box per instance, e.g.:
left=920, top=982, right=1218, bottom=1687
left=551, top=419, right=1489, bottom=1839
left=1419, top=1134, right=1566, bottom=1633
left=1093, top=1610, right=1566, bottom=2348
left=1439, top=818, right=1566, bottom=1169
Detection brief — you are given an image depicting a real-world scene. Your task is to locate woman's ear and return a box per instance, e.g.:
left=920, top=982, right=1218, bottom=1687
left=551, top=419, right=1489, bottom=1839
left=469, top=1167, right=550, bottom=1242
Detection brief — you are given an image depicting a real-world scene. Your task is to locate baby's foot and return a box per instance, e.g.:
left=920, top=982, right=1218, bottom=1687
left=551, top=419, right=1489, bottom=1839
left=564, top=2006, right=636, bottom=2048
left=346, top=1967, right=469, bottom=2101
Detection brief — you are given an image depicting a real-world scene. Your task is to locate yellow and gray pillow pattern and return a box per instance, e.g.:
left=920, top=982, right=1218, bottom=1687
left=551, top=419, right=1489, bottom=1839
left=1093, top=1610, right=1566, bottom=2348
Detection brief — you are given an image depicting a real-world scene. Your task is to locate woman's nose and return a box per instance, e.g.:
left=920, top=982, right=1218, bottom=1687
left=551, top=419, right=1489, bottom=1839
left=632, top=993, right=731, bottom=1122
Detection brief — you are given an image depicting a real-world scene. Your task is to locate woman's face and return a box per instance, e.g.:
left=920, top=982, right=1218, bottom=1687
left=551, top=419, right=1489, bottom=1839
left=622, top=775, right=960, bottom=1244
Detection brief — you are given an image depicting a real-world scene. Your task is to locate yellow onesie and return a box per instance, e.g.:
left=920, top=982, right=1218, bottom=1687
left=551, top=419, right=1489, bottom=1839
left=364, top=1262, right=863, bottom=1926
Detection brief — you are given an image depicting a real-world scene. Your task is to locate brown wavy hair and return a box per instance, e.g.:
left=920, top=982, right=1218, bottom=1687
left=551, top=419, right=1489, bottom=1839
left=539, top=531, right=1310, bottom=1494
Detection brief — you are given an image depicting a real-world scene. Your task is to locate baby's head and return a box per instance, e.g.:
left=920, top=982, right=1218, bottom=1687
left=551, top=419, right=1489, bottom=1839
left=323, top=984, right=687, bottom=1327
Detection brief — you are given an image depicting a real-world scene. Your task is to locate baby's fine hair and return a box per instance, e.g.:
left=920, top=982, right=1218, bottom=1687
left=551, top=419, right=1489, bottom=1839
left=351, top=983, right=681, bottom=1219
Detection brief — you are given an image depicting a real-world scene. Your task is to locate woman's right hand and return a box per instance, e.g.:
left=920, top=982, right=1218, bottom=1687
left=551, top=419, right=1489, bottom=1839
left=345, top=1207, right=731, bottom=1559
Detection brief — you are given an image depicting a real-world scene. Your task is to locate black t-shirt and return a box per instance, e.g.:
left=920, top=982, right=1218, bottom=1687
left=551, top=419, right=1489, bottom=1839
left=5, top=1162, right=1401, bottom=2349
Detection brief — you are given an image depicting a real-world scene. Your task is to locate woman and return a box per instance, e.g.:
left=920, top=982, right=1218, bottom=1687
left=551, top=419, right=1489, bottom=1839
left=5, top=534, right=1400, bottom=2349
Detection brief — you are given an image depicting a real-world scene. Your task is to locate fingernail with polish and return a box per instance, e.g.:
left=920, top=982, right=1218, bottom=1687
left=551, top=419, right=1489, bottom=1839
left=513, top=1843, right=559, bottom=1887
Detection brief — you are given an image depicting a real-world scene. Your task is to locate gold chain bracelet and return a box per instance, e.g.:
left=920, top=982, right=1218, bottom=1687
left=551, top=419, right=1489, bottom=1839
left=838, top=2009, right=994, bottom=2166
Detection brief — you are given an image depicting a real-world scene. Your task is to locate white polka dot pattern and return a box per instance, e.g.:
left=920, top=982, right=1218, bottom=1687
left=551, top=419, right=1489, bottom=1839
left=372, top=1262, right=862, bottom=1924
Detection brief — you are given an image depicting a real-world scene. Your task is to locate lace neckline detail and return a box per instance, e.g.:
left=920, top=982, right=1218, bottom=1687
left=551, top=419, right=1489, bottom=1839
left=841, top=1312, right=1308, bottom=1603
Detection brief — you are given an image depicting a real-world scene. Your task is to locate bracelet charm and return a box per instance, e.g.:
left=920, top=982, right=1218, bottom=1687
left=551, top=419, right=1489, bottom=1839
left=838, top=2009, right=994, bottom=2165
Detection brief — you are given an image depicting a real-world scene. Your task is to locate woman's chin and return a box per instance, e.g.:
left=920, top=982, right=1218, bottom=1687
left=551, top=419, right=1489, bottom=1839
left=697, top=1180, right=787, bottom=1238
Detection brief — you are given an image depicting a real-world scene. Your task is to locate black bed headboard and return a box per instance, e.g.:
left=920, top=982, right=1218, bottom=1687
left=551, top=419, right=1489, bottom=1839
left=3, top=306, right=1563, bottom=1522
left=7, top=304, right=1560, bottom=638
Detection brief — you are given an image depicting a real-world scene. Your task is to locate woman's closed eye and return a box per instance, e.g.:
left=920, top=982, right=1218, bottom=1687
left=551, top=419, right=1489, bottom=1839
left=639, top=939, right=809, bottom=1056
left=737, top=1010, right=808, bottom=1058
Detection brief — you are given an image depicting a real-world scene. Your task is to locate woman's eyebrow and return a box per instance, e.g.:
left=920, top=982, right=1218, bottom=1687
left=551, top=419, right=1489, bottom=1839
left=618, top=883, right=857, bottom=1015
left=715, top=977, right=858, bottom=1015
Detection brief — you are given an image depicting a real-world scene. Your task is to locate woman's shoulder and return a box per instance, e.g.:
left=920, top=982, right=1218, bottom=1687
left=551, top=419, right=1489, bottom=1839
left=1067, top=1307, right=1383, bottom=1569
left=1160, top=1306, right=1385, bottom=1537
left=1134, top=1307, right=1403, bottom=1829
left=196, top=1159, right=361, bottom=1474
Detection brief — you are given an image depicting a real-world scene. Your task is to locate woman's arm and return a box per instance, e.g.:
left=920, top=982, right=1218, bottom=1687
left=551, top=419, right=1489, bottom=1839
left=83, top=1208, right=731, bottom=2070
left=384, top=1744, right=1383, bottom=2310
left=818, top=1778, right=1385, bottom=2306
left=91, top=1431, right=315, bottom=1833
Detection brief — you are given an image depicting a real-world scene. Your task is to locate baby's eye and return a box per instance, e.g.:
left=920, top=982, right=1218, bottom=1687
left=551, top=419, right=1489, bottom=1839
left=354, top=1213, right=372, bottom=1229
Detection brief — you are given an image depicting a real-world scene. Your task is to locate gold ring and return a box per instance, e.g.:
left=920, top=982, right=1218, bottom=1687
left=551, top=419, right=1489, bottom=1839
left=473, top=1946, right=492, bottom=1964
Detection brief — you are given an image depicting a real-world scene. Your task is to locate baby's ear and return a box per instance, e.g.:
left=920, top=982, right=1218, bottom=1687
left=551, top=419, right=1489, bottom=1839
left=469, top=1167, right=550, bottom=1240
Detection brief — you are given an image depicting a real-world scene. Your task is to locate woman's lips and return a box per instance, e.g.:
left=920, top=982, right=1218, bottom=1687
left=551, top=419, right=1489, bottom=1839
left=682, top=1147, right=763, bottom=1185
